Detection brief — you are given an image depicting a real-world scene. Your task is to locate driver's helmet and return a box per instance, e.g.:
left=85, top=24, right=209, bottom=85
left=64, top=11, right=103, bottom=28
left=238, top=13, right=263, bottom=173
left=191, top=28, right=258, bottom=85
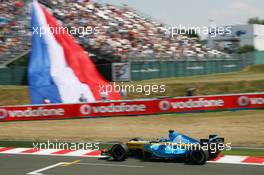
left=168, top=130, right=177, bottom=141
left=168, top=130, right=182, bottom=142
left=169, top=129, right=174, bottom=133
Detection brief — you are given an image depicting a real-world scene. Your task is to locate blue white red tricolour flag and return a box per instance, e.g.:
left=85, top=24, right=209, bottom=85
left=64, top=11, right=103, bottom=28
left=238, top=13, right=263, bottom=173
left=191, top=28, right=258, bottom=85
left=28, top=0, right=120, bottom=104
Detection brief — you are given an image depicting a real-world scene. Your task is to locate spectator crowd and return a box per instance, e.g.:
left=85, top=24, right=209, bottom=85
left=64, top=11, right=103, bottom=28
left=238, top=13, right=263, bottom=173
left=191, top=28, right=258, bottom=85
left=0, top=0, right=230, bottom=66
left=0, top=0, right=30, bottom=66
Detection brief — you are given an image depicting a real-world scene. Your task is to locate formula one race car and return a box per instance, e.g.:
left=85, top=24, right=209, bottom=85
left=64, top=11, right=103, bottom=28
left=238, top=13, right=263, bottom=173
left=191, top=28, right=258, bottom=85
left=102, top=130, right=224, bottom=165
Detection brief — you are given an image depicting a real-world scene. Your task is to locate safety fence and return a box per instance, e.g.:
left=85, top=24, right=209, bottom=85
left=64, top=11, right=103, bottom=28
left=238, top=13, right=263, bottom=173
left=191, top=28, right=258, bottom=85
left=0, top=51, right=263, bottom=84
left=130, top=58, right=251, bottom=80
left=0, top=67, right=27, bottom=85
left=0, top=92, right=263, bottom=122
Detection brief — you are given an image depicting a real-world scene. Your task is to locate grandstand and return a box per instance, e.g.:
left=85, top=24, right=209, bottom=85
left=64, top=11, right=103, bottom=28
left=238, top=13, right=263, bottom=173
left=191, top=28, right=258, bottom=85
left=0, top=0, right=30, bottom=68
left=0, top=0, right=234, bottom=69
left=41, top=0, right=234, bottom=62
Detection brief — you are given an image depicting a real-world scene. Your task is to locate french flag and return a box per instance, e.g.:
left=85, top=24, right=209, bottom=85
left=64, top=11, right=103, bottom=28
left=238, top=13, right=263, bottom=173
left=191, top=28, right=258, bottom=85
left=28, top=1, right=120, bottom=104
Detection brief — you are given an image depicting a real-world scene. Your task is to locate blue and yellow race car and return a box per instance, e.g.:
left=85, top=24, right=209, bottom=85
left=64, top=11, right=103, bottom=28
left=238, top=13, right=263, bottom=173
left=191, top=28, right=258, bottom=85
left=102, top=130, right=224, bottom=165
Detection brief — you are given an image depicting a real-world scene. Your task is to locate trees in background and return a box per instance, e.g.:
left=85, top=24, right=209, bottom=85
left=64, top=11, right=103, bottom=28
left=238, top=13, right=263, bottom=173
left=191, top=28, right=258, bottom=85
left=248, top=17, right=264, bottom=25
left=237, top=45, right=256, bottom=54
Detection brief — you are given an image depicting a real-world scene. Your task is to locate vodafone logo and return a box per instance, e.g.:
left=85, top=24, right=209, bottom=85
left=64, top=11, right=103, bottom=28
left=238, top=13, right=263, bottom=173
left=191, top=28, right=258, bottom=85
left=159, top=98, right=224, bottom=110
left=0, top=109, right=7, bottom=120
left=159, top=100, right=171, bottom=111
left=80, top=105, right=92, bottom=115
left=80, top=103, right=146, bottom=115
left=238, top=96, right=250, bottom=106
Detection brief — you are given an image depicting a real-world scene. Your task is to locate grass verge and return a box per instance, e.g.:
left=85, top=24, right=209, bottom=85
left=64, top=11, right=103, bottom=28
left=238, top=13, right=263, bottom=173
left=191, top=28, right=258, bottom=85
left=222, top=149, right=264, bottom=157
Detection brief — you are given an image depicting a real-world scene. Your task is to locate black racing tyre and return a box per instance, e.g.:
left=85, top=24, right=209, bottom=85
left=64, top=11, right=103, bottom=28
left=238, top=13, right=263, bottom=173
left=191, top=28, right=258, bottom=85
left=189, top=149, right=209, bottom=165
left=129, top=137, right=145, bottom=141
left=110, top=144, right=128, bottom=161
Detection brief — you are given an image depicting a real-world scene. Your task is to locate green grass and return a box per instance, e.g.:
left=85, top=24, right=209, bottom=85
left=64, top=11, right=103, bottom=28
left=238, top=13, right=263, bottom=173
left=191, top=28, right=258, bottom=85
left=223, top=149, right=264, bottom=157
left=0, top=85, right=29, bottom=106
left=0, top=140, right=33, bottom=148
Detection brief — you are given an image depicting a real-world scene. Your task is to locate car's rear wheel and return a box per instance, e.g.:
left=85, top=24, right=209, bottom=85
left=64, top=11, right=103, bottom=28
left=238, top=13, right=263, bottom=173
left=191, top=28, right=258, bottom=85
left=189, top=149, right=209, bottom=165
left=110, top=144, right=128, bottom=161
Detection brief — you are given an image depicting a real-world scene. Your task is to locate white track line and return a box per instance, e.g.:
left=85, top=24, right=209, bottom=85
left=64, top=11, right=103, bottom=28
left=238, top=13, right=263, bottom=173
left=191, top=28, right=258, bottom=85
left=27, top=162, right=143, bottom=175
left=27, top=162, right=66, bottom=175
left=75, top=162, right=144, bottom=168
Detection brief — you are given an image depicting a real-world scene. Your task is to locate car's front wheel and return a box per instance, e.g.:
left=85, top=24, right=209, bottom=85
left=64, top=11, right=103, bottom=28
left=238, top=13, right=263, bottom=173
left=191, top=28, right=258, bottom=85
left=110, top=144, right=129, bottom=161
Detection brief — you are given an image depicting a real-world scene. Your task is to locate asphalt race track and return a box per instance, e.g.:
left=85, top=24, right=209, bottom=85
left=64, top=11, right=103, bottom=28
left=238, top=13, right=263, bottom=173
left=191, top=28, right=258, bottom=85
left=0, top=154, right=263, bottom=175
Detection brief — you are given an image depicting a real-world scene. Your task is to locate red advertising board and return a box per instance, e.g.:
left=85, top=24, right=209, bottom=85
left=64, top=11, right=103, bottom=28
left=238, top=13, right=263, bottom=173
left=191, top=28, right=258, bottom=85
left=0, top=93, right=263, bottom=122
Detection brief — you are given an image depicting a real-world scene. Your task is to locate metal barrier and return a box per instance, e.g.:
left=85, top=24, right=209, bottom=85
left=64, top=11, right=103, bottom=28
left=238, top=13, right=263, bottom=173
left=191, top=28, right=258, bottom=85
left=0, top=67, right=28, bottom=85
left=130, top=56, right=253, bottom=80
left=0, top=52, right=261, bottom=84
